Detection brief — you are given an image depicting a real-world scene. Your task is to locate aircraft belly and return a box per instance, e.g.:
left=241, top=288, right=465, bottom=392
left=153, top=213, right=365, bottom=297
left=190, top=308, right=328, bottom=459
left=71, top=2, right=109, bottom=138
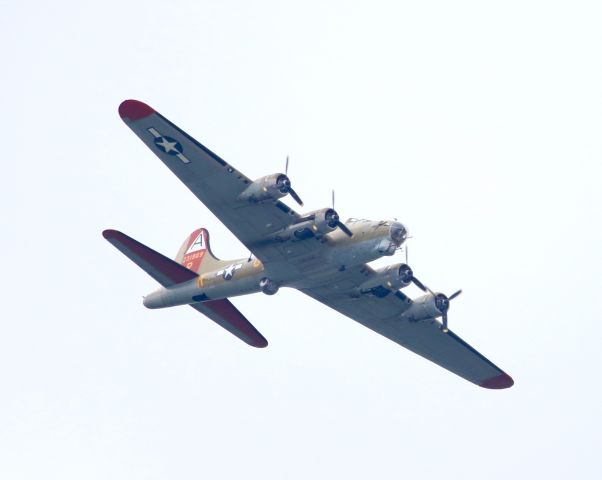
left=199, top=273, right=263, bottom=300
left=328, top=239, right=392, bottom=267
left=144, top=266, right=266, bottom=308
left=262, top=237, right=396, bottom=290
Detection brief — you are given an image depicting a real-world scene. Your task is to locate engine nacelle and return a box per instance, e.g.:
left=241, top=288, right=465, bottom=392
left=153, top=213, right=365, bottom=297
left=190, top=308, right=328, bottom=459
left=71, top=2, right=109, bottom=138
left=355, top=263, right=413, bottom=296
left=271, top=208, right=340, bottom=242
left=309, top=208, right=340, bottom=235
left=239, top=173, right=291, bottom=203
left=401, top=293, right=449, bottom=321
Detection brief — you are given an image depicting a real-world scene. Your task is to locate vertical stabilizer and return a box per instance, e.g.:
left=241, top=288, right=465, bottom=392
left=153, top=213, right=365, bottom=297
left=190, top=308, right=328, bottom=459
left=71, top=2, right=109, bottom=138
left=175, top=228, right=231, bottom=275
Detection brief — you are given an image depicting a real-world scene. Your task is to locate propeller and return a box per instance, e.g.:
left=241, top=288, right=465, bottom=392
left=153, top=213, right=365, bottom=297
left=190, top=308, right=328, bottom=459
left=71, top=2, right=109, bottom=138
left=396, top=243, right=442, bottom=296
left=397, top=235, right=413, bottom=264
left=410, top=275, right=431, bottom=293
left=435, top=289, right=462, bottom=333
left=297, top=207, right=353, bottom=238
left=448, top=289, right=463, bottom=301
left=332, top=213, right=353, bottom=237
left=396, top=263, right=431, bottom=293
left=287, top=184, right=304, bottom=206
left=330, top=190, right=353, bottom=237
left=277, top=156, right=304, bottom=206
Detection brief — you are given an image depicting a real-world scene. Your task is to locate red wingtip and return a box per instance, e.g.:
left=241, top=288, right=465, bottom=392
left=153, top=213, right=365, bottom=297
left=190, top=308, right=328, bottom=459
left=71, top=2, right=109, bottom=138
left=102, top=229, right=119, bottom=240
left=252, top=338, right=269, bottom=348
left=118, top=99, right=155, bottom=120
left=480, top=372, right=514, bottom=389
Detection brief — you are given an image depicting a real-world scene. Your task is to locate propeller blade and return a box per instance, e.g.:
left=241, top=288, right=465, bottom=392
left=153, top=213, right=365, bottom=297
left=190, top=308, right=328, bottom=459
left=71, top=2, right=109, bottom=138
left=336, top=221, right=353, bottom=237
left=332, top=189, right=335, bottom=210
left=405, top=244, right=408, bottom=264
left=285, top=155, right=289, bottom=175
left=288, top=187, right=304, bottom=206
left=448, top=289, right=463, bottom=300
left=442, top=313, right=449, bottom=332
left=411, top=276, right=428, bottom=292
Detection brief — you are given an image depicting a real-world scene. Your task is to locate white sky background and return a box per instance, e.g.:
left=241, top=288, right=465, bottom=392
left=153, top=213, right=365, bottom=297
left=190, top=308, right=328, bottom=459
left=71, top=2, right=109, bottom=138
left=2, top=0, right=601, bottom=478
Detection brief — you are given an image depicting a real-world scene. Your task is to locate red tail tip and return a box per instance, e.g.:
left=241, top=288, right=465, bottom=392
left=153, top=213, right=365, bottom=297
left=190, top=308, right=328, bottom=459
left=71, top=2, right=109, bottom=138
left=119, top=99, right=155, bottom=120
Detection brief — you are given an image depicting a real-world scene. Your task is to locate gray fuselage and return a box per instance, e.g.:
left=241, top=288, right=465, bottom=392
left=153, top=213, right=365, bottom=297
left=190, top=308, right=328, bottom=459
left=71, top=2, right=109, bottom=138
left=143, top=219, right=406, bottom=309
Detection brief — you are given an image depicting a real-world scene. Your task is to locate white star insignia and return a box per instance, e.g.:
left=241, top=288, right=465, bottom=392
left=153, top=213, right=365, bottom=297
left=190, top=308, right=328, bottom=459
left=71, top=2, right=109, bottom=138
left=157, top=137, right=179, bottom=153
left=218, top=263, right=242, bottom=280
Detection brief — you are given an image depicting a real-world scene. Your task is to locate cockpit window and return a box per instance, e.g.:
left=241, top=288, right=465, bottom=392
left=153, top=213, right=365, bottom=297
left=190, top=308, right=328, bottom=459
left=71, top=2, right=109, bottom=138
left=389, top=222, right=407, bottom=244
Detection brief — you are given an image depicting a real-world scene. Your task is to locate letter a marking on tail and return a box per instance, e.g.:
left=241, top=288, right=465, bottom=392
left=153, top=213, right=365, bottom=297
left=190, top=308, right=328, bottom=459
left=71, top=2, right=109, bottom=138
left=182, top=230, right=207, bottom=271
left=185, top=231, right=206, bottom=254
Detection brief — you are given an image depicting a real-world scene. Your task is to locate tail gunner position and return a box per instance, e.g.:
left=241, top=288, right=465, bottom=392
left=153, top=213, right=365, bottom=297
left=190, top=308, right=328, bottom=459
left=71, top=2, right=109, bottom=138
left=103, top=99, right=513, bottom=389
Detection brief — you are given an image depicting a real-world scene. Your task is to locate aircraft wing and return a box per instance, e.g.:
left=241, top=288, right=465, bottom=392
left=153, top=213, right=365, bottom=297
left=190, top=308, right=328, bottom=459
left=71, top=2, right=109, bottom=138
left=301, top=266, right=513, bottom=389
left=119, top=100, right=301, bottom=264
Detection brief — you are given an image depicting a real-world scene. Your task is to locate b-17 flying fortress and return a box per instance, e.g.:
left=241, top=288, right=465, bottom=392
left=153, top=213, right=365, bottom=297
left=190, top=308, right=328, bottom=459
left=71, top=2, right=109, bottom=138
left=104, top=100, right=513, bottom=389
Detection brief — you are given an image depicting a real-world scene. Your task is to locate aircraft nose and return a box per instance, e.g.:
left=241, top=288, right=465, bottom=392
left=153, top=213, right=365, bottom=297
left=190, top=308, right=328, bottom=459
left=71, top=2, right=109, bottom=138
left=389, top=222, right=407, bottom=245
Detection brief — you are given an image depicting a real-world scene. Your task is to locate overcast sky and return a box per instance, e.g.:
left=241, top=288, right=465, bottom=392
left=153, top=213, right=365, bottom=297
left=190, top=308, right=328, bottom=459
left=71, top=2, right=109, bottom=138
left=2, top=1, right=601, bottom=479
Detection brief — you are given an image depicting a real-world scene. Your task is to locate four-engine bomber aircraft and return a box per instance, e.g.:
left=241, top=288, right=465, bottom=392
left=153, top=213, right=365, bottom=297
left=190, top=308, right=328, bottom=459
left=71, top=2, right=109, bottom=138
left=104, top=99, right=513, bottom=389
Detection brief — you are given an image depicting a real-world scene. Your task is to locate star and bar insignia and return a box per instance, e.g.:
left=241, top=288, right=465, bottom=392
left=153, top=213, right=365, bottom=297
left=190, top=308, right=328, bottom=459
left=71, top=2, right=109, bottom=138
left=147, top=127, right=190, bottom=164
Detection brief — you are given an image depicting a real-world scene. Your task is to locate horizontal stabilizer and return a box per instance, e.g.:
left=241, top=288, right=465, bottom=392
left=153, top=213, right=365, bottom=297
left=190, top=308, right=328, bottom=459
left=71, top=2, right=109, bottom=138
left=190, top=301, right=267, bottom=348
left=102, top=229, right=268, bottom=347
left=103, top=229, right=197, bottom=287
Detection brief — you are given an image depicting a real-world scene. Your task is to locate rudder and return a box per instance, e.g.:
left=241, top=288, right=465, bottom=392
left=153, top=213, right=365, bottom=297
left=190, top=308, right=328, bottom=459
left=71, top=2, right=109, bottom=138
left=175, top=228, right=231, bottom=275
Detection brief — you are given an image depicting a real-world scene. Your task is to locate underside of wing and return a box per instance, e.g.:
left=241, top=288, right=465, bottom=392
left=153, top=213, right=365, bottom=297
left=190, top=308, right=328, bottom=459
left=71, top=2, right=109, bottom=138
left=119, top=100, right=302, bottom=263
left=302, top=266, right=513, bottom=389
